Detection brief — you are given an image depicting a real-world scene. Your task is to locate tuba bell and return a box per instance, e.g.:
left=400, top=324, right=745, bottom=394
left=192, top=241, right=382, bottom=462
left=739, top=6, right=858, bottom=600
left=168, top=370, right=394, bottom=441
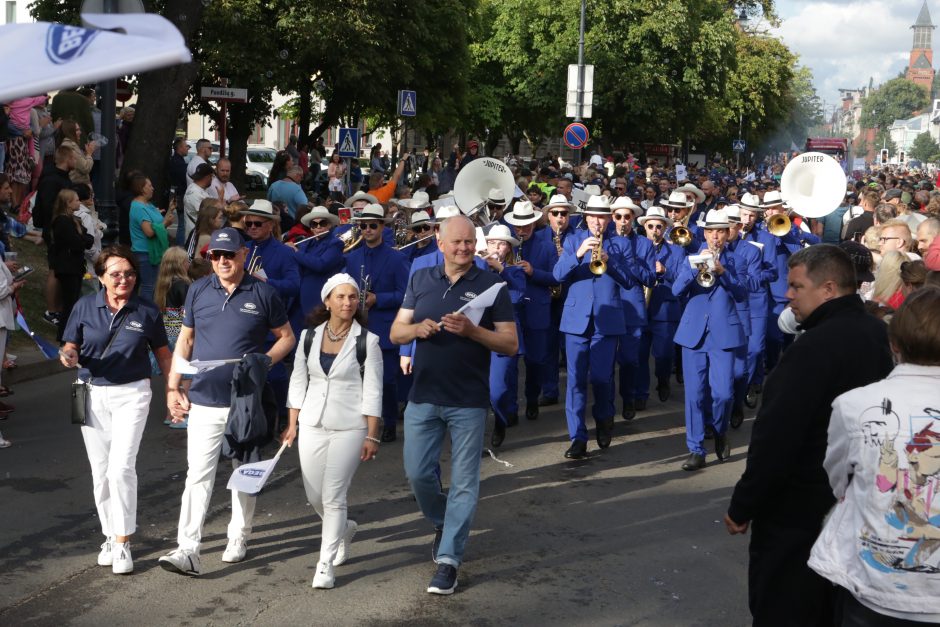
left=779, top=151, right=846, bottom=219
left=670, top=225, right=692, bottom=247
left=766, top=213, right=791, bottom=237
left=453, top=157, right=517, bottom=227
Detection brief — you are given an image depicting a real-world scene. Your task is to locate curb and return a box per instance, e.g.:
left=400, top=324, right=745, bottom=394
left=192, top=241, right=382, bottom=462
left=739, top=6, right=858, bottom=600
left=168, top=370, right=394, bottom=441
left=7, top=358, right=66, bottom=385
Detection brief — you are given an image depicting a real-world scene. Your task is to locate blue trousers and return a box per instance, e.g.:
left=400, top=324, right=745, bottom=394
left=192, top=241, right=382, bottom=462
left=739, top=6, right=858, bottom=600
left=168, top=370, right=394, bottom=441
left=732, top=344, right=749, bottom=410
left=540, top=300, right=564, bottom=399
left=381, top=348, right=399, bottom=429
left=636, top=320, right=678, bottom=400
left=522, top=326, right=549, bottom=405
left=745, top=310, right=768, bottom=386
left=403, top=403, right=486, bottom=568
left=614, top=326, right=643, bottom=404
left=489, top=352, right=519, bottom=427
left=757, top=301, right=792, bottom=384
left=564, top=331, right=617, bottom=442
left=134, top=252, right=158, bottom=302
left=681, top=338, right=735, bottom=456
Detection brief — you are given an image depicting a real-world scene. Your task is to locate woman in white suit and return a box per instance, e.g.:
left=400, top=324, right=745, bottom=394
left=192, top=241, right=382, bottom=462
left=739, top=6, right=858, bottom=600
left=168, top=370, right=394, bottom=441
left=284, top=273, right=382, bottom=590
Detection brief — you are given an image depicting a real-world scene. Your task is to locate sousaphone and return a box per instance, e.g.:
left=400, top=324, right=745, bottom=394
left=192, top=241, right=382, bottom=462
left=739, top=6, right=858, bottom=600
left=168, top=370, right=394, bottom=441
left=780, top=152, right=846, bottom=219
left=454, top=157, right=517, bottom=226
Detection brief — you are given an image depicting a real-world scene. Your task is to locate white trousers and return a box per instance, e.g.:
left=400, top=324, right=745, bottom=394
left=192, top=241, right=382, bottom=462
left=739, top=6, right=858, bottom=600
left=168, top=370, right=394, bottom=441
left=297, top=423, right=365, bottom=564
left=80, top=378, right=152, bottom=538
left=176, top=404, right=256, bottom=553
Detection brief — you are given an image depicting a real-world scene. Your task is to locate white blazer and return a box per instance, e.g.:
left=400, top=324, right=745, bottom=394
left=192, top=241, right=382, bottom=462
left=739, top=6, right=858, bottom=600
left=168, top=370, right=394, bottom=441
left=0, top=261, right=17, bottom=330
left=287, top=320, right=383, bottom=430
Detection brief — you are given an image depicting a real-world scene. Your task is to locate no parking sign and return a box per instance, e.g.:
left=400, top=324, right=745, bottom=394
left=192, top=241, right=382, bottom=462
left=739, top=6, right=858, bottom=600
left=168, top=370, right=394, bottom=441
left=563, top=122, right=589, bottom=149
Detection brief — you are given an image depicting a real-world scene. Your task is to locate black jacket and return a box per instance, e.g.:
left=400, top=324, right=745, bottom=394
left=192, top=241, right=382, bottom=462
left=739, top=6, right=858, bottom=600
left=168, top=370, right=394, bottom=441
left=33, top=166, right=71, bottom=230
left=50, top=214, right=92, bottom=275
left=728, top=294, right=893, bottom=529
left=223, top=353, right=276, bottom=463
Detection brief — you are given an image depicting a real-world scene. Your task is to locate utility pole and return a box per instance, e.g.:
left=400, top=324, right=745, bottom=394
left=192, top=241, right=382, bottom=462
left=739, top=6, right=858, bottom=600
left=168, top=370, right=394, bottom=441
left=575, top=0, right=586, bottom=166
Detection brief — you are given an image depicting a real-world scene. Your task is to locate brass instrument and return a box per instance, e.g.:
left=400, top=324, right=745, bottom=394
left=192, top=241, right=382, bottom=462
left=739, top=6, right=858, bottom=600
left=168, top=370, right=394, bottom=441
left=670, top=225, right=692, bottom=247
left=392, top=211, right=410, bottom=248
left=516, top=233, right=525, bottom=265
left=341, top=225, right=363, bottom=253
left=396, top=233, right=435, bottom=250
left=589, top=229, right=606, bottom=275
left=766, top=213, right=791, bottom=237
left=695, top=246, right=720, bottom=288
left=358, top=266, right=371, bottom=311
left=550, top=228, right=563, bottom=298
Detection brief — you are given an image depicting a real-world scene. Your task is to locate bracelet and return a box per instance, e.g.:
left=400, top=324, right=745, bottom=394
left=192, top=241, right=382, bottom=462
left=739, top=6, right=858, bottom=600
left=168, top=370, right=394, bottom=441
left=365, top=436, right=381, bottom=445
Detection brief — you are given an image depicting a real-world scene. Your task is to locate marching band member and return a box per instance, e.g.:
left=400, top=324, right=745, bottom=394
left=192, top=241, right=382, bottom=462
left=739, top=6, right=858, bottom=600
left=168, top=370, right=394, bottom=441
left=291, top=206, right=345, bottom=317
left=672, top=209, right=747, bottom=471
left=402, top=210, right=438, bottom=263
left=609, top=196, right=656, bottom=419
left=481, top=224, right=527, bottom=447
left=503, top=201, right=559, bottom=421
left=552, top=195, right=635, bottom=459
left=344, top=204, right=409, bottom=442
left=635, top=206, right=684, bottom=404
left=661, top=191, right=700, bottom=252
left=537, top=194, right=577, bottom=406
left=737, top=193, right=778, bottom=408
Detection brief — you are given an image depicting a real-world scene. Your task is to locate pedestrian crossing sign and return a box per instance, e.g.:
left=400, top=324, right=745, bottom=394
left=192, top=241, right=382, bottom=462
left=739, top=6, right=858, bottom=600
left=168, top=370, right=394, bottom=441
left=398, top=89, right=417, bottom=117
left=337, top=128, right=359, bottom=158
left=732, top=139, right=746, bottom=153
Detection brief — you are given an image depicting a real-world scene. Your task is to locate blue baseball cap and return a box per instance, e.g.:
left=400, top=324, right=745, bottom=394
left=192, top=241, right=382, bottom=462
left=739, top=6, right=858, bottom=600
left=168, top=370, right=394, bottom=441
left=207, top=227, right=244, bottom=253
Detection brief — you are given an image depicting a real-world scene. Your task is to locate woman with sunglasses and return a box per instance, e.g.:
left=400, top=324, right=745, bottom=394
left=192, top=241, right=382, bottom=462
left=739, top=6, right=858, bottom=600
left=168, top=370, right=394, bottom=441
left=401, top=210, right=438, bottom=262
left=60, top=245, right=172, bottom=575
left=293, top=206, right=345, bottom=317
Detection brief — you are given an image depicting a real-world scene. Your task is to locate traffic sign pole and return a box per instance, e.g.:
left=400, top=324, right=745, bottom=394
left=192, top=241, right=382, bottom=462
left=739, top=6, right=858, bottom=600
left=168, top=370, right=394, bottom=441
left=575, top=0, right=586, bottom=164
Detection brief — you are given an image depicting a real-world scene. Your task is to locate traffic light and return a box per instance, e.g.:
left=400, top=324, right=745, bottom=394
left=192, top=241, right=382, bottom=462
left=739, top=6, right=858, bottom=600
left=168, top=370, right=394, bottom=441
left=899, top=150, right=906, bottom=164
left=880, top=148, right=889, bottom=165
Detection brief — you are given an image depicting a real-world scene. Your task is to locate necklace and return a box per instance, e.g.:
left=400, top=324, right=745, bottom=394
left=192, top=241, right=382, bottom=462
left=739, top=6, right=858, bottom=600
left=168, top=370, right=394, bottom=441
left=326, top=322, right=351, bottom=342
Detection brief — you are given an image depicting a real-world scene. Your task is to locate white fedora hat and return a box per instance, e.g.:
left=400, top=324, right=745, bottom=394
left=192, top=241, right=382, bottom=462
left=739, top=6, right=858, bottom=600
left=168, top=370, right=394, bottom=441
left=611, top=196, right=642, bottom=214
left=403, top=191, right=431, bottom=210
left=353, top=203, right=389, bottom=222
left=724, top=204, right=742, bottom=223
left=300, top=205, right=340, bottom=227
left=659, top=191, right=693, bottom=210
left=544, top=194, right=575, bottom=211
left=637, top=206, right=673, bottom=227
left=485, top=223, right=519, bottom=247
left=760, top=190, right=784, bottom=208
left=410, top=210, right=434, bottom=227
left=504, top=200, right=542, bottom=226
left=676, top=183, right=705, bottom=203
left=582, top=184, right=602, bottom=197
left=739, top=192, right=763, bottom=211
left=239, top=199, right=277, bottom=219
left=435, top=205, right=461, bottom=220
left=700, top=208, right=730, bottom=229
left=582, top=194, right=612, bottom=215
left=487, top=187, right=508, bottom=206
left=344, top=191, right=379, bottom=208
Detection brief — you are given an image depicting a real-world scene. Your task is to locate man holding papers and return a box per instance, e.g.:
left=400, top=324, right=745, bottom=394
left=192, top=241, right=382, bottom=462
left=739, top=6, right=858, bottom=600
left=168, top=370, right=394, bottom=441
left=159, top=228, right=295, bottom=576
left=391, top=215, right=517, bottom=596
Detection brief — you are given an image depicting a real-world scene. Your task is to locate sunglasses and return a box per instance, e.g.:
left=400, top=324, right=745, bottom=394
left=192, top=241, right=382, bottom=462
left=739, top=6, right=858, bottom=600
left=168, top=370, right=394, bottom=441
left=244, top=220, right=268, bottom=228
left=359, top=222, right=382, bottom=231
left=666, top=208, right=682, bottom=214
left=308, top=220, right=330, bottom=228
left=209, top=250, right=237, bottom=261
left=646, top=223, right=666, bottom=230
left=549, top=210, right=569, bottom=217
left=613, top=213, right=633, bottom=221
left=412, top=224, right=432, bottom=232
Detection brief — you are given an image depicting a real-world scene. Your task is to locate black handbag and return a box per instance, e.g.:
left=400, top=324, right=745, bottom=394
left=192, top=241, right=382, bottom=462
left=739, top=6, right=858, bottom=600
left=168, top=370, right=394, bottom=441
left=70, top=325, right=121, bottom=426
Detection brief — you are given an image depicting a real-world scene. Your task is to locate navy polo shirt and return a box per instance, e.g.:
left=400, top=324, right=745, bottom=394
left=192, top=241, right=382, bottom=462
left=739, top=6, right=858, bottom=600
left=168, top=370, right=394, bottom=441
left=183, top=273, right=288, bottom=407
left=403, top=264, right=514, bottom=408
left=63, top=291, right=168, bottom=385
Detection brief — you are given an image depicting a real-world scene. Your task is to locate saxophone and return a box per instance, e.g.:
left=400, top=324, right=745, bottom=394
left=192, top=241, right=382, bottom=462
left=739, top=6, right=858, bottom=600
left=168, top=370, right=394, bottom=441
left=550, top=227, right=563, bottom=298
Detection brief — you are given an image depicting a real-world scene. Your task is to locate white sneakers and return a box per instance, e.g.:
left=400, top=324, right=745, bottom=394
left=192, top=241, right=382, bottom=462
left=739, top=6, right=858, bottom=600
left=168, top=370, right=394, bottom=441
left=333, top=520, right=358, bottom=566
left=112, top=542, right=133, bottom=574
left=221, top=538, right=247, bottom=563
left=97, top=538, right=114, bottom=566
left=158, top=548, right=202, bottom=576
left=312, top=562, right=335, bottom=589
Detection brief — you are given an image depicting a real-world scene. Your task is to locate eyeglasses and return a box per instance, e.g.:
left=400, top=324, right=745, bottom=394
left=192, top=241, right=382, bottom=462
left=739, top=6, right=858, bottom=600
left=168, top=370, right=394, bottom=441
left=107, top=271, right=137, bottom=281
left=412, top=224, right=432, bottom=232
left=878, top=236, right=900, bottom=243
left=613, top=213, right=633, bottom=221
left=308, top=220, right=330, bottom=228
left=359, top=222, right=382, bottom=231
left=244, top=220, right=268, bottom=228
left=549, top=211, right=569, bottom=217
left=209, top=250, right=237, bottom=261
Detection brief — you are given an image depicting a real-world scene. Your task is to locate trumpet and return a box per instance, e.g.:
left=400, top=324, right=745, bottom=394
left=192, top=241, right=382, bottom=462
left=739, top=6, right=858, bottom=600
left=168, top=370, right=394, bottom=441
left=695, top=246, right=720, bottom=288
left=589, top=229, right=606, bottom=275
left=341, top=225, right=363, bottom=253
left=766, top=213, right=791, bottom=237
left=358, top=266, right=371, bottom=311
left=670, top=225, right=692, bottom=247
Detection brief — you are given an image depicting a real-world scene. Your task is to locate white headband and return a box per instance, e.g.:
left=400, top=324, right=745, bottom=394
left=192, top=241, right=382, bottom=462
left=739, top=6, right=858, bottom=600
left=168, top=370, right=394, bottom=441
left=320, top=272, right=360, bottom=304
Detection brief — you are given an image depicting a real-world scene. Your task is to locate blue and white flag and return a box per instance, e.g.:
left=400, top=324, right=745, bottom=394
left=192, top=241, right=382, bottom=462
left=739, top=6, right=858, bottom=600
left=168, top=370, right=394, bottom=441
left=0, top=13, right=191, bottom=102
left=226, top=442, right=288, bottom=495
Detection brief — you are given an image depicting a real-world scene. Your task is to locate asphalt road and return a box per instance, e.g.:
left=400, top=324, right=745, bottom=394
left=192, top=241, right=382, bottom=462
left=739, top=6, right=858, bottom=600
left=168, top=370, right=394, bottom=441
left=0, top=369, right=755, bottom=626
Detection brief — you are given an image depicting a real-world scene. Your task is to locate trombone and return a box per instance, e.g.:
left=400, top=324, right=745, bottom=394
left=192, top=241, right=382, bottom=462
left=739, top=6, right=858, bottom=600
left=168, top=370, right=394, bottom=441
left=669, top=225, right=692, bottom=247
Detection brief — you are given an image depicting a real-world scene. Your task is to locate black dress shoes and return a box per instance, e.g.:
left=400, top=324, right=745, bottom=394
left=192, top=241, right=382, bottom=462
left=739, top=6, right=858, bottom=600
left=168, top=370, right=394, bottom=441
left=525, top=405, right=539, bottom=420
left=596, top=420, right=614, bottom=449
left=621, top=400, right=636, bottom=421
left=730, top=405, right=744, bottom=429
left=538, top=396, right=558, bottom=407
left=657, top=382, right=671, bottom=402
left=745, top=383, right=760, bottom=409
left=491, top=421, right=506, bottom=448
left=381, top=426, right=397, bottom=442
left=506, top=412, right=519, bottom=427
left=634, top=398, right=647, bottom=412
left=564, top=439, right=588, bottom=459
left=715, top=433, right=731, bottom=461
left=681, top=453, right=706, bottom=471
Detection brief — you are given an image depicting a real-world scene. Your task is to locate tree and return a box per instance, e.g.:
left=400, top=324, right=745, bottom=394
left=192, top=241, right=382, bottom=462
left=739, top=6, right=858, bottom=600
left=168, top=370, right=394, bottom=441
left=908, top=131, right=940, bottom=161
left=859, top=77, right=930, bottom=131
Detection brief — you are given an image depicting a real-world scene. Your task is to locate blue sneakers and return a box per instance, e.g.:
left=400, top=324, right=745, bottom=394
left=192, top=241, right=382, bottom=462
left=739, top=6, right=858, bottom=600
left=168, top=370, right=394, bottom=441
left=427, top=563, right=457, bottom=595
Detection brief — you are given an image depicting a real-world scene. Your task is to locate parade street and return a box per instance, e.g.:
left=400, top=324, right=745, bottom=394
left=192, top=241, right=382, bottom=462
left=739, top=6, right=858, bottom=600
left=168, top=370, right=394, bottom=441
left=1, top=370, right=751, bottom=626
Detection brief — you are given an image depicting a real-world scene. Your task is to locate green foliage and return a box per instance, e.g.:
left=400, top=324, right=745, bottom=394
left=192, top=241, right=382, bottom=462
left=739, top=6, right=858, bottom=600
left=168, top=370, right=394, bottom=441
left=908, top=131, right=940, bottom=162
left=859, top=78, right=931, bottom=130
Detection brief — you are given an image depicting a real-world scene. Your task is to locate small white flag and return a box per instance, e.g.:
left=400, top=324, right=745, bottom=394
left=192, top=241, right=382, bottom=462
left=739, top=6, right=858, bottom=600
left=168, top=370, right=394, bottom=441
left=454, top=282, right=505, bottom=326
left=227, top=442, right=288, bottom=495
left=173, top=355, right=241, bottom=375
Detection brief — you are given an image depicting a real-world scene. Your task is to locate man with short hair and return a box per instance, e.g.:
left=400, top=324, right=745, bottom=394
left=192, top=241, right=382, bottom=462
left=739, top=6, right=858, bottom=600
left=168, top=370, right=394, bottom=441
left=916, top=217, right=939, bottom=256
left=184, top=163, right=216, bottom=237
left=266, top=165, right=307, bottom=220
left=160, top=227, right=295, bottom=576
left=843, top=188, right=880, bottom=241
left=878, top=219, right=917, bottom=258
left=725, top=245, right=893, bottom=625
left=186, top=139, right=212, bottom=186
left=390, top=215, right=517, bottom=595
left=555, top=177, right=573, bottom=201
left=873, top=202, right=898, bottom=226
left=212, top=158, right=241, bottom=203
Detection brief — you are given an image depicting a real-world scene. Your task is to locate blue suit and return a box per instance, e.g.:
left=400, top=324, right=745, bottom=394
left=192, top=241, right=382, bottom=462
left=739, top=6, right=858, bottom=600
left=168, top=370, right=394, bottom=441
left=726, top=237, right=761, bottom=412
left=553, top=224, right=634, bottom=443
left=612, top=230, right=656, bottom=408
left=537, top=224, right=575, bottom=401
left=489, top=264, right=527, bottom=426
left=404, top=238, right=439, bottom=263
left=515, top=232, right=559, bottom=408
left=295, top=232, right=345, bottom=319
left=672, top=247, right=747, bottom=456
left=345, top=243, right=409, bottom=430
left=336, top=223, right=395, bottom=247
left=738, top=228, right=778, bottom=388
left=636, top=239, right=685, bottom=400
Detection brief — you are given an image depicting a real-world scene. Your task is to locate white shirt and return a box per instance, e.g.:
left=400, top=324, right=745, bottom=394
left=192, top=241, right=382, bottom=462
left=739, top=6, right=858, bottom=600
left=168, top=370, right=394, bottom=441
left=211, top=177, right=239, bottom=202
left=183, top=183, right=210, bottom=236
left=185, top=155, right=207, bottom=187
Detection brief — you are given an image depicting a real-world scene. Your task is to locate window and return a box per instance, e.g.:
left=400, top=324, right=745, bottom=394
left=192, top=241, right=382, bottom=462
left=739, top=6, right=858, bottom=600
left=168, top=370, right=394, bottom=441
left=5, top=1, right=16, bottom=24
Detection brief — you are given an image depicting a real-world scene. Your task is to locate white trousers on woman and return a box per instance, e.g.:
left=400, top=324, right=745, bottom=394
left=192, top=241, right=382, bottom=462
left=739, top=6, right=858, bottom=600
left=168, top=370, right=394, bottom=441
left=80, top=378, right=152, bottom=538
left=176, top=404, right=256, bottom=554
left=298, top=423, right=365, bottom=564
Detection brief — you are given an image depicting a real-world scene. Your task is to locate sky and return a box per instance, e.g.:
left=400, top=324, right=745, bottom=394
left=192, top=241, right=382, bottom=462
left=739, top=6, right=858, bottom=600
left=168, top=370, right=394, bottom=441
left=771, top=0, right=934, bottom=113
